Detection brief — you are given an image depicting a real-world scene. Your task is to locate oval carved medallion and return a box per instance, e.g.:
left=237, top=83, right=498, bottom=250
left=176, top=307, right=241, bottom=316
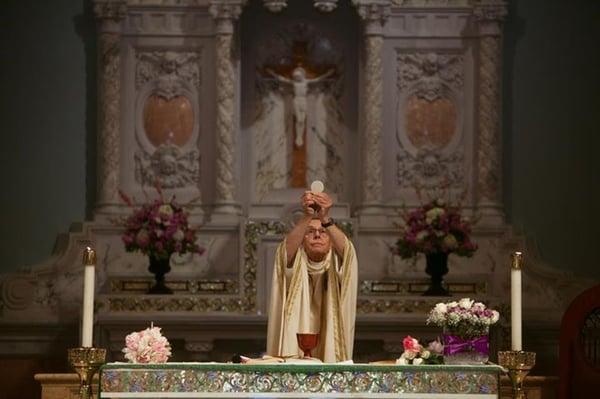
left=405, top=95, right=457, bottom=150
left=143, top=95, right=194, bottom=147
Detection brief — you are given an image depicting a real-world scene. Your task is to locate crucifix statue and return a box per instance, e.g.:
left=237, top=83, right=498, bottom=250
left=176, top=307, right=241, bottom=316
left=262, top=42, right=336, bottom=188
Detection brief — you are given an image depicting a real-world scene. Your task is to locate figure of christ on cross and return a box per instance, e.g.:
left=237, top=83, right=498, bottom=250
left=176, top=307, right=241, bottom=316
left=267, top=66, right=334, bottom=149
left=262, top=44, right=336, bottom=188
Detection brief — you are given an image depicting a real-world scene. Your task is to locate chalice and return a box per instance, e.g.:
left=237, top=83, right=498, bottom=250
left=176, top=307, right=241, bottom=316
left=297, top=333, right=319, bottom=358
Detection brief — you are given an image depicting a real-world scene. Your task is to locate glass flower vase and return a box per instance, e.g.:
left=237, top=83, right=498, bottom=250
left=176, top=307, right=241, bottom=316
left=442, top=326, right=489, bottom=365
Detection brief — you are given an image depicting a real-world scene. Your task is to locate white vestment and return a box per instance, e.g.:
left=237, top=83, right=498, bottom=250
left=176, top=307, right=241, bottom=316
left=266, top=237, right=358, bottom=362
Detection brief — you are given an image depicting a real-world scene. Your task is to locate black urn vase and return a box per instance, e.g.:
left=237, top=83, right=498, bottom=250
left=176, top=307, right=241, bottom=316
left=147, top=255, right=173, bottom=294
left=423, top=252, right=450, bottom=296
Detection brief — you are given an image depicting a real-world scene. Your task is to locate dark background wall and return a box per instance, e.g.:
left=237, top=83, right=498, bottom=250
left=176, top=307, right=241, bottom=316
left=0, top=0, right=95, bottom=277
left=1, top=0, right=599, bottom=280
left=503, top=0, right=599, bottom=279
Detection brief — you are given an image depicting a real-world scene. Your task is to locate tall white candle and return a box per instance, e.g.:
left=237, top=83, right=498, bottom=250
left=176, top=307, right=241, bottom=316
left=81, top=247, right=96, bottom=347
left=510, top=251, right=523, bottom=351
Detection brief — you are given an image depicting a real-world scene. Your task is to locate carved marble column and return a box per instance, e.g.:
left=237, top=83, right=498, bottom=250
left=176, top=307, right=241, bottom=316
left=209, top=1, right=243, bottom=214
left=355, top=1, right=390, bottom=213
left=93, top=0, right=126, bottom=214
left=474, top=0, right=507, bottom=226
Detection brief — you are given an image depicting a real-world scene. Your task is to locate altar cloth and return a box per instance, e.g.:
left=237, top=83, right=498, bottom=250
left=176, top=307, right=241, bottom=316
left=100, top=362, right=503, bottom=398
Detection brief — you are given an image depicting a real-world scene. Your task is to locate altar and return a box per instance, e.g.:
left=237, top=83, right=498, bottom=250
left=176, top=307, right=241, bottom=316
left=99, top=363, right=503, bottom=398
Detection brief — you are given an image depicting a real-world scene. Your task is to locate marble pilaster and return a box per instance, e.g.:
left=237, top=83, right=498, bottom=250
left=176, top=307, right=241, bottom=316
left=473, top=0, right=507, bottom=226
left=209, top=1, right=244, bottom=215
left=93, top=0, right=126, bottom=214
left=355, top=1, right=390, bottom=215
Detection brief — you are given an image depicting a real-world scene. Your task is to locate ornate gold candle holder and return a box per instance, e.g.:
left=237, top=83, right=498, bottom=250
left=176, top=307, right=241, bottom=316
left=498, top=350, right=536, bottom=399
left=68, top=347, right=106, bottom=399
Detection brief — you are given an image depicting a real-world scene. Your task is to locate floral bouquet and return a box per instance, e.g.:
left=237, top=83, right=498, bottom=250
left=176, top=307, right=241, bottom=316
left=119, top=190, right=203, bottom=261
left=396, top=336, right=443, bottom=365
left=427, top=298, right=499, bottom=364
left=123, top=325, right=172, bottom=363
left=392, top=199, right=477, bottom=259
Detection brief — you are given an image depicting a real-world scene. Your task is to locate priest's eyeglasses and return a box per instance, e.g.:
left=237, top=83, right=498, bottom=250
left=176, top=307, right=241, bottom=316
left=305, top=228, right=327, bottom=237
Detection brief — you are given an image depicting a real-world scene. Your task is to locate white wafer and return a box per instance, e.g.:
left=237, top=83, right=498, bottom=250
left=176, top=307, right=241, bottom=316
left=310, top=180, right=324, bottom=193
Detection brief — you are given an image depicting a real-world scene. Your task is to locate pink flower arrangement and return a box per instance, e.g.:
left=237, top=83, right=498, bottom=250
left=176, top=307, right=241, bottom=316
left=122, top=326, right=172, bottom=363
left=119, top=190, right=203, bottom=261
left=393, top=199, right=477, bottom=258
left=396, top=336, right=443, bottom=365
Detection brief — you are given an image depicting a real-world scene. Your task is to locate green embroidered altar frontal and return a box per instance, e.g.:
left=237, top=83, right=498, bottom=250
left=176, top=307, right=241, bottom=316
left=100, top=363, right=503, bottom=398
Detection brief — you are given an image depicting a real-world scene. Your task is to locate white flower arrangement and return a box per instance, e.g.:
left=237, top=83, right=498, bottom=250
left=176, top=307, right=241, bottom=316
left=122, top=325, right=172, bottom=363
left=427, top=298, right=500, bottom=338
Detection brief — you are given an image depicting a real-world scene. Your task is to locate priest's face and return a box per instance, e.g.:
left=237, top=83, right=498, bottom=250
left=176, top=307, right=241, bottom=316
left=303, top=219, right=331, bottom=261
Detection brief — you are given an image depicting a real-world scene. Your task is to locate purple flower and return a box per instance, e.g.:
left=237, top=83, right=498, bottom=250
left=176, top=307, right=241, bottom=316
left=117, top=191, right=204, bottom=260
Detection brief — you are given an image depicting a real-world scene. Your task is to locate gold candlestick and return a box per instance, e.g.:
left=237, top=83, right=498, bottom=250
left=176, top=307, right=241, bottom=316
left=498, top=350, right=536, bottom=399
left=68, top=347, right=106, bottom=399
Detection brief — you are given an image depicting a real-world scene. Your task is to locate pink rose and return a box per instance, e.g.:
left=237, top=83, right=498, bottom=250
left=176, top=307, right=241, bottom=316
left=135, top=229, right=150, bottom=248
left=403, top=336, right=421, bottom=353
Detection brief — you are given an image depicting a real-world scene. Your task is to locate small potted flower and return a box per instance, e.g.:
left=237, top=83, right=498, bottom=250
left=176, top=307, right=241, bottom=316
left=392, top=199, right=477, bottom=296
left=426, top=298, right=499, bottom=364
left=119, top=189, right=204, bottom=294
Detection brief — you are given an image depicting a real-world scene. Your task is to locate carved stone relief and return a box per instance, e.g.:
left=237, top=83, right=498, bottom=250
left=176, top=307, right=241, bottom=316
left=395, top=51, right=465, bottom=190
left=133, top=50, right=201, bottom=189
left=135, top=51, right=200, bottom=93
left=134, top=142, right=200, bottom=188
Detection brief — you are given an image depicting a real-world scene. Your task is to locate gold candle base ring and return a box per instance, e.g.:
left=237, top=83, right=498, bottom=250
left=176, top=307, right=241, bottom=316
left=498, top=350, right=536, bottom=399
left=68, top=347, right=107, bottom=399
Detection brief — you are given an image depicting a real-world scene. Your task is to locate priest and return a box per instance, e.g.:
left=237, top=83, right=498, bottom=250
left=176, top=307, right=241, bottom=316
left=266, top=191, right=358, bottom=362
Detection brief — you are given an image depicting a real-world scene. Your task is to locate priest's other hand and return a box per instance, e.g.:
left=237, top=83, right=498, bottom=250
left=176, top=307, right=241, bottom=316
left=312, top=192, right=333, bottom=222
left=302, top=191, right=317, bottom=216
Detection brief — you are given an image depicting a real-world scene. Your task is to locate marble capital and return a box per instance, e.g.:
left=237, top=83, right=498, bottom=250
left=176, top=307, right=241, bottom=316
left=354, top=0, right=391, bottom=35
left=473, top=0, right=507, bottom=36
left=93, top=0, right=127, bottom=32
left=209, top=0, right=245, bottom=34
